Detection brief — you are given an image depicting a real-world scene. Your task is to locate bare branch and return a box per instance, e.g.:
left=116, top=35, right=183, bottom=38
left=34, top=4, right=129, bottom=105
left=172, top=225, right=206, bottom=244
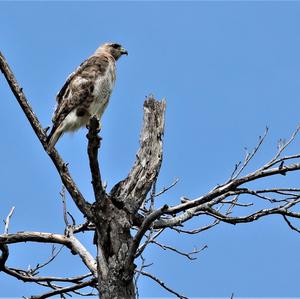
left=171, top=219, right=220, bottom=234
left=136, top=270, right=188, bottom=299
left=0, top=51, right=93, bottom=220
left=29, top=278, right=96, bottom=299
left=159, top=162, right=300, bottom=217
left=205, top=198, right=300, bottom=224
left=0, top=232, right=97, bottom=276
left=146, top=178, right=179, bottom=201
left=134, top=254, right=147, bottom=298
left=4, top=206, right=15, bottom=234
left=87, top=116, right=105, bottom=203
left=151, top=241, right=207, bottom=260
left=150, top=125, right=300, bottom=231
left=3, top=266, right=92, bottom=283
left=282, top=215, right=300, bottom=234
left=230, top=127, right=268, bottom=180
left=263, top=124, right=300, bottom=169
left=29, top=245, right=64, bottom=275
left=72, top=288, right=97, bottom=296
left=136, top=229, right=164, bottom=258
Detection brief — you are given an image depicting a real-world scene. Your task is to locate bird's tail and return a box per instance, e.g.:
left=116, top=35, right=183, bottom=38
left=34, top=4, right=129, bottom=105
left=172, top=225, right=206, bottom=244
left=47, top=126, right=63, bottom=151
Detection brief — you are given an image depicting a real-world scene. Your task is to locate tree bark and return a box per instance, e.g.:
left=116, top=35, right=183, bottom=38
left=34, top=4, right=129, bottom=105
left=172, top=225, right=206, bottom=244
left=94, top=196, right=136, bottom=299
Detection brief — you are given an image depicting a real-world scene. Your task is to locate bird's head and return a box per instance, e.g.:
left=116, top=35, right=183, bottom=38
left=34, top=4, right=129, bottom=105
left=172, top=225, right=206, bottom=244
left=95, top=42, right=128, bottom=60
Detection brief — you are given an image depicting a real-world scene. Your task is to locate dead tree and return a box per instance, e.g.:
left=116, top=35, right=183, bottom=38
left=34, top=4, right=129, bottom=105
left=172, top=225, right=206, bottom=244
left=1, top=51, right=300, bottom=299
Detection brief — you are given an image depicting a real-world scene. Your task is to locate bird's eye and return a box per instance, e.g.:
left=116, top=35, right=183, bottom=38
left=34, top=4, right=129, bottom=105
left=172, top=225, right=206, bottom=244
left=111, top=43, right=121, bottom=49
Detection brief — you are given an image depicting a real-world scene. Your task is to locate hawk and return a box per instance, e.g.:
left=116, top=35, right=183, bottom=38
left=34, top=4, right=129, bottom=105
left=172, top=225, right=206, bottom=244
left=47, top=42, right=128, bottom=150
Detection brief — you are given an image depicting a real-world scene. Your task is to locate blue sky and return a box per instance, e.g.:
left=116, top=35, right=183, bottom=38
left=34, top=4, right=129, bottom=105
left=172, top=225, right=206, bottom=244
left=1, top=1, right=300, bottom=297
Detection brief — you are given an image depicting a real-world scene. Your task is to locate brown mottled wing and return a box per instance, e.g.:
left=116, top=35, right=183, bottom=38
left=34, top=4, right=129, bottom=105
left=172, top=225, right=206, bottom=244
left=47, top=55, right=109, bottom=143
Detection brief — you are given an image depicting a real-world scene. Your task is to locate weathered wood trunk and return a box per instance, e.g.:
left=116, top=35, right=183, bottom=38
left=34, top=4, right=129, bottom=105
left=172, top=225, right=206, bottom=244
left=94, top=196, right=136, bottom=299
left=99, top=272, right=135, bottom=299
left=87, top=98, right=165, bottom=298
left=88, top=98, right=165, bottom=298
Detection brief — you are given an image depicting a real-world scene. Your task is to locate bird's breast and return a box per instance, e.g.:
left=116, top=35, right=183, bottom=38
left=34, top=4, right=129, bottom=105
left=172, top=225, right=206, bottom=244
left=90, top=64, right=115, bottom=117
left=93, top=64, right=115, bottom=98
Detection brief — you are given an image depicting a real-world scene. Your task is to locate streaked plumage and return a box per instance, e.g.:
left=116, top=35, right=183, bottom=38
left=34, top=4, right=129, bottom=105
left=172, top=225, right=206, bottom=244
left=47, top=42, right=128, bottom=150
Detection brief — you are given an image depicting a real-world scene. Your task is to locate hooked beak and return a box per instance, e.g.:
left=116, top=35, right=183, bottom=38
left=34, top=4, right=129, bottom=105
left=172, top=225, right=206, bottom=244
left=120, top=47, right=128, bottom=56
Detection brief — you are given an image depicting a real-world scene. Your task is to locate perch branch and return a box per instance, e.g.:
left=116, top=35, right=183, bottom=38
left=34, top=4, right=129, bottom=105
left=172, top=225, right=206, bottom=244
left=87, top=116, right=105, bottom=203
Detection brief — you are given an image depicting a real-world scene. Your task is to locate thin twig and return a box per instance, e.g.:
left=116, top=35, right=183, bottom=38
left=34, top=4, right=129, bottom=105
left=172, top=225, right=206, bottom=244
left=264, top=124, right=300, bottom=169
left=136, top=229, right=164, bottom=258
left=152, top=241, right=207, bottom=260
left=134, top=254, right=147, bottom=298
left=136, top=270, right=188, bottom=299
left=29, top=245, right=64, bottom=275
left=145, top=178, right=179, bottom=203
left=230, top=127, right=268, bottom=180
left=282, top=215, right=300, bottom=234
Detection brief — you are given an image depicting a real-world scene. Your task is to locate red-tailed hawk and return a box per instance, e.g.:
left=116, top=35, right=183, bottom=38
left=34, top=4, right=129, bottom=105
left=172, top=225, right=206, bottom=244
left=47, top=42, right=128, bottom=150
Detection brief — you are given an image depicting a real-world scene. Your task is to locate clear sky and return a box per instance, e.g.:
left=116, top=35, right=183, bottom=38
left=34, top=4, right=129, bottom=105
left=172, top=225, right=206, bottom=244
left=1, top=1, right=300, bottom=297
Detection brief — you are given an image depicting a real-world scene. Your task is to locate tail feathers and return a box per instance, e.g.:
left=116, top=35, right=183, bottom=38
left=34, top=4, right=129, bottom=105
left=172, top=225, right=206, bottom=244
left=47, top=126, right=63, bottom=151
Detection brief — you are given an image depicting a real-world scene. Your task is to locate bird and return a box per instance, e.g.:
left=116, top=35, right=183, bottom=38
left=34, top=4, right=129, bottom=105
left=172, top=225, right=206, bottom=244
left=47, top=42, right=128, bottom=150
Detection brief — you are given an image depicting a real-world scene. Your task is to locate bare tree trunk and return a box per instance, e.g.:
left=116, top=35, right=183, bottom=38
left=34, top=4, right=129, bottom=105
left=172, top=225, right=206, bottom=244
left=99, top=271, right=135, bottom=299
left=94, top=196, right=136, bottom=299
left=87, top=98, right=166, bottom=299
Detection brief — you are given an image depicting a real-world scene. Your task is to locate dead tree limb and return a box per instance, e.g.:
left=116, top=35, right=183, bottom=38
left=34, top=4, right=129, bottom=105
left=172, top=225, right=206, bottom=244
left=87, top=116, right=105, bottom=203
left=110, top=97, right=166, bottom=213
left=0, top=232, right=97, bottom=276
